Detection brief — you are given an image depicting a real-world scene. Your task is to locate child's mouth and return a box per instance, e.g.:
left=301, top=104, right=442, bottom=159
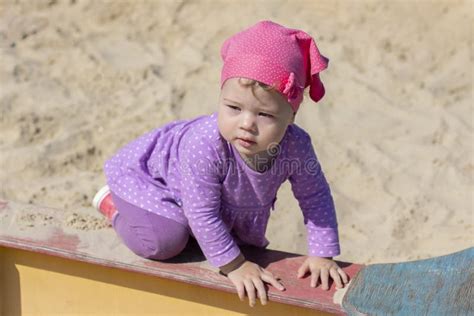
left=236, top=138, right=256, bottom=148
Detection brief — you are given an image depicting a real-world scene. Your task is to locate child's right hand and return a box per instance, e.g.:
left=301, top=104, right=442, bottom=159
left=227, top=260, right=286, bottom=307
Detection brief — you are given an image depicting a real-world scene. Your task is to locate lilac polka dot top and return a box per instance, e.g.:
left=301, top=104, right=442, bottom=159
left=104, top=112, right=340, bottom=268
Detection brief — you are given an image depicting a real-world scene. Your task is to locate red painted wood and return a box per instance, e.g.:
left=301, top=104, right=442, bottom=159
left=0, top=199, right=364, bottom=314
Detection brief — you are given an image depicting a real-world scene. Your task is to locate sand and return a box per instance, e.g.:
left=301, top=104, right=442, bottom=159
left=0, top=0, right=472, bottom=264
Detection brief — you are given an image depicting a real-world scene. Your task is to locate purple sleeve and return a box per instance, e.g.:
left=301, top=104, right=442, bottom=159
left=288, top=131, right=341, bottom=258
left=178, top=132, right=242, bottom=268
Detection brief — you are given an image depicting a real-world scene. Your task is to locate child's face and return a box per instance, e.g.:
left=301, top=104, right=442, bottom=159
left=217, top=78, right=295, bottom=159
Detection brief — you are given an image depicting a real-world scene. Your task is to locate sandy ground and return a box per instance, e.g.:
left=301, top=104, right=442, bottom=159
left=0, top=0, right=472, bottom=264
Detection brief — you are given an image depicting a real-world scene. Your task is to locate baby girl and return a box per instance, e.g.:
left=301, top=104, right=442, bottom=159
left=93, top=20, right=348, bottom=307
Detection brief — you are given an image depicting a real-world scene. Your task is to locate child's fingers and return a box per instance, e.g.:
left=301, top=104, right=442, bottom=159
left=310, top=269, right=320, bottom=288
left=338, top=268, right=349, bottom=284
left=234, top=281, right=246, bottom=301
left=261, top=272, right=285, bottom=291
left=243, top=279, right=257, bottom=307
left=329, top=267, right=343, bottom=289
left=252, top=278, right=268, bottom=306
left=297, top=261, right=309, bottom=278
left=260, top=268, right=277, bottom=280
left=320, top=268, right=330, bottom=290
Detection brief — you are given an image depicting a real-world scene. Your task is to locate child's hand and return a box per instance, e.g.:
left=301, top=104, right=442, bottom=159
left=296, top=256, right=349, bottom=290
left=227, top=260, right=286, bottom=307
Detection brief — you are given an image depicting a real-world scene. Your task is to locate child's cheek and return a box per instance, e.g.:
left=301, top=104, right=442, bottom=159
left=217, top=117, right=232, bottom=142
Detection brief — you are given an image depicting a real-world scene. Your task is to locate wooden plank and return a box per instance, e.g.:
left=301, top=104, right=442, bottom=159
left=0, top=199, right=363, bottom=314
left=1, top=247, right=334, bottom=315
left=342, top=247, right=474, bottom=315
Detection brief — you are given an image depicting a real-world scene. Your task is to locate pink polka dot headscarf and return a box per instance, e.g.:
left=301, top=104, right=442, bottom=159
left=220, top=20, right=329, bottom=112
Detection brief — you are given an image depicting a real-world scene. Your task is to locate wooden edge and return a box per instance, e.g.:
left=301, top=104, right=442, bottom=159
left=0, top=199, right=365, bottom=314
left=341, top=247, right=474, bottom=315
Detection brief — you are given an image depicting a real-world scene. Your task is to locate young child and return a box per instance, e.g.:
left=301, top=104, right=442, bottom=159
left=93, top=20, right=348, bottom=307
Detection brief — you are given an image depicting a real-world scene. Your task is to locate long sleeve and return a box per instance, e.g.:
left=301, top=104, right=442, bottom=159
left=288, top=131, right=340, bottom=258
left=178, top=131, right=242, bottom=268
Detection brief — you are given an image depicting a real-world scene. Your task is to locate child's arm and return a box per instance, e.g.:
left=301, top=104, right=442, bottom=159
left=178, top=132, right=285, bottom=306
left=178, top=135, right=243, bottom=269
left=219, top=252, right=246, bottom=275
left=288, top=131, right=347, bottom=289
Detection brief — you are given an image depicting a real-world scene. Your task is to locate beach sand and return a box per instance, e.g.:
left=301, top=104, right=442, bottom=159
left=0, top=0, right=472, bottom=264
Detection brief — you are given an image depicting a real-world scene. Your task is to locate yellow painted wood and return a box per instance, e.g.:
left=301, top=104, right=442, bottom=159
left=1, top=247, right=331, bottom=315
left=0, top=247, right=4, bottom=314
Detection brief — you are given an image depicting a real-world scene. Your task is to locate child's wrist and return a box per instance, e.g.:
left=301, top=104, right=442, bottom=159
left=219, top=253, right=246, bottom=276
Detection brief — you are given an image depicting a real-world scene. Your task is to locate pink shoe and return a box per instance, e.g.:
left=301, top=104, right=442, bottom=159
left=92, top=185, right=117, bottom=221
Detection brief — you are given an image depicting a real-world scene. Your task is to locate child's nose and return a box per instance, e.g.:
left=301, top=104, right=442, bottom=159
left=239, top=113, right=256, bottom=131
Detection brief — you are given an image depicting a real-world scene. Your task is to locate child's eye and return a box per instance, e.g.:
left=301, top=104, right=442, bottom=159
left=226, top=105, right=240, bottom=111
left=259, top=112, right=274, bottom=118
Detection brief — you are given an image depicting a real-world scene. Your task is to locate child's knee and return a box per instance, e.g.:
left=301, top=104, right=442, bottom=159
left=113, top=209, right=191, bottom=260
left=133, top=229, right=190, bottom=261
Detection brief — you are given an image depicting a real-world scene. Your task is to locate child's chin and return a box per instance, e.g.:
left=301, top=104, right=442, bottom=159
left=235, top=143, right=259, bottom=155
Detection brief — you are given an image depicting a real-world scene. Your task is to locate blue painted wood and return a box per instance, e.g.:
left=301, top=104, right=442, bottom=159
left=343, top=247, right=473, bottom=316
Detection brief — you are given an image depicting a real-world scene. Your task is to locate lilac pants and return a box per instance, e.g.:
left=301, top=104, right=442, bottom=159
left=110, top=192, right=190, bottom=260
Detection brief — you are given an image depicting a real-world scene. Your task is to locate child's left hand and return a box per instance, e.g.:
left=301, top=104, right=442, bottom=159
left=296, top=256, right=349, bottom=290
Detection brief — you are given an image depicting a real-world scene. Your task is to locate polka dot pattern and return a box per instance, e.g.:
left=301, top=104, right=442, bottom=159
left=220, top=20, right=329, bottom=112
left=104, top=113, right=340, bottom=268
